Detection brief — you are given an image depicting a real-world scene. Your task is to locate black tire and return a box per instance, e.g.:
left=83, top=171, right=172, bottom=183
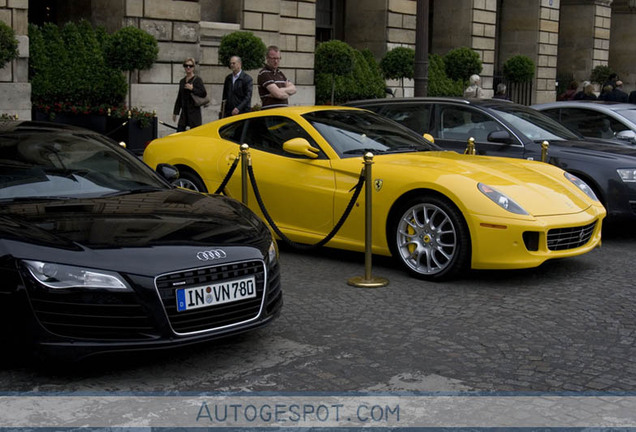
left=388, top=195, right=471, bottom=280
left=172, top=169, right=207, bottom=192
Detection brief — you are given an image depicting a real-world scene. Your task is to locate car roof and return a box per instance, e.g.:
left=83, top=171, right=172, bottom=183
left=344, top=96, right=516, bottom=109
left=532, top=101, right=636, bottom=111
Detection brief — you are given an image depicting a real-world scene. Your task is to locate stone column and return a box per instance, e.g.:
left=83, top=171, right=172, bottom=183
left=0, top=0, right=30, bottom=120
left=471, top=0, right=497, bottom=97
left=536, top=0, right=560, bottom=103
left=558, top=0, right=613, bottom=93
left=609, top=0, right=635, bottom=93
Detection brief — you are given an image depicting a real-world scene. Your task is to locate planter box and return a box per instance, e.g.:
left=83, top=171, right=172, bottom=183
left=32, top=110, right=157, bottom=155
left=107, top=116, right=158, bottom=155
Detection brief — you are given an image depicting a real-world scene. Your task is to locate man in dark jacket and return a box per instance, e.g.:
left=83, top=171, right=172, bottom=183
left=221, top=56, right=253, bottom=118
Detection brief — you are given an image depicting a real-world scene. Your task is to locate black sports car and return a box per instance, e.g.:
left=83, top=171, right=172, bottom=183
left=347, top=97, right=636, bottom=222
left=0, top=121, right=282, bottom=361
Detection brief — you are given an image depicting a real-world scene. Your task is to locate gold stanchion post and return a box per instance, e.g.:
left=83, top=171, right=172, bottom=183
left=347, top=153, right=389, bottom=288
left=541, top=140, right=549, bottom=162
left=464, top=137, right=476, bottom=155
left=240, top=144, right=249, bottom=205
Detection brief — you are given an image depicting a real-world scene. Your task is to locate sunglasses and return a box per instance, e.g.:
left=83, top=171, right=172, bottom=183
left=183, top=64, right=194, bottom=68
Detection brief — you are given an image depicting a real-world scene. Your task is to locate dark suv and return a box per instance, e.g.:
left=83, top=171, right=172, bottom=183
left=346, top=97, right=636, bottom=222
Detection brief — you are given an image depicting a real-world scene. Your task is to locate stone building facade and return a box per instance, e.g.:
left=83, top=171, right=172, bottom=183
left=1, top=0, right=635, bottom=130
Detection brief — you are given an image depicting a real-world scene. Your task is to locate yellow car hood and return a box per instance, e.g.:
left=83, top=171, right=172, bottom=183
left=377, top=151, right=594, bottom=217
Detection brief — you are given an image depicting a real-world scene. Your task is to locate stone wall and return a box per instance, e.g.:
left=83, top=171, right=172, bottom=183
left=0, top=0, right=30, bottom=120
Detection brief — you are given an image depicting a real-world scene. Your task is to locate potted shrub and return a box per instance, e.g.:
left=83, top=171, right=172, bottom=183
left=444, top=47, right=482, bottom=83
left=380, top=46, right=415, bottom=97
left=315, top=40, right=355, bottom=104
left=503, top=55, right=535, bottom=83
left=315, top=45, right=384, bottom=104
left=218, top=31, right=267, bottom=71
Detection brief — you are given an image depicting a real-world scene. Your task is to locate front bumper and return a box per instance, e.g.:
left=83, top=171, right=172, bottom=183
left=467, top=206, right=605, bottom=270
left=19, top=259, right=283, bottom=362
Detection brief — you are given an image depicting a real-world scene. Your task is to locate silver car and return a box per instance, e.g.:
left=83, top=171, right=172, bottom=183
left=532, top=101, right=636, bottom=146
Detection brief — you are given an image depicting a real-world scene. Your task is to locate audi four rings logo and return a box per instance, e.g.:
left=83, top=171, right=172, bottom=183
left=196, top=249, right=227, bottom=261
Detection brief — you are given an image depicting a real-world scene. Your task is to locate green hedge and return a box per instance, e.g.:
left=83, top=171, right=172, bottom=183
left=0, top=21, right=19, bottom=68
left=427, top=53, right=464, bottom=97
left=30, top=21, right=158, bottom=113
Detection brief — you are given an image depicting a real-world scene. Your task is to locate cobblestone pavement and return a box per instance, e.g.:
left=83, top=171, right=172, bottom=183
left=1, top=224, right=636, bottom=394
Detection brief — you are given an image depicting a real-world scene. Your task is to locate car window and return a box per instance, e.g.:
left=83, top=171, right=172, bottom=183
left=219, top=120, right=245, bottom=143
left=219, top=116, right=322, bottom=158
left=378, top=103, right=432, bottom=135
left=489, top=105, right=581, bottom=141
left=438, top=106, right=504, bottom=142
left=242, top=116, right=321, bottom=158
left=558, top=108, right=628, bottom=139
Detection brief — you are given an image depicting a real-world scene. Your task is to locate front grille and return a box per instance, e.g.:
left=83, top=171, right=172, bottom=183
left=29, top=291, right=156, bottom=340
left=155, top=260, right=266, bottom=335
left=547, top=221, right=597, bottom=251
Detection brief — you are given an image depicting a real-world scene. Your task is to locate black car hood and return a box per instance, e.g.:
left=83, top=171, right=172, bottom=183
left=542, top=138, right=636, bottom=160
left=0, top=189, right=270, bottom=276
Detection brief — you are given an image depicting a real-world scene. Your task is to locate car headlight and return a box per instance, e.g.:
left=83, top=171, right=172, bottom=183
left=478, top=183, right=528, bottom=215
left=565, top=172, right=599, bottom=201
left=23, top=260, right=130, bottom=290
left=268, top=240, right=278, bottom=264
left=617, top=168, right=636, bottom=183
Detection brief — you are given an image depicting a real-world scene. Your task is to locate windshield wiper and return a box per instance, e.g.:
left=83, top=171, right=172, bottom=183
left=342, top=148, right=387, bottom=155
left=102, top=186, right=166, bottom=197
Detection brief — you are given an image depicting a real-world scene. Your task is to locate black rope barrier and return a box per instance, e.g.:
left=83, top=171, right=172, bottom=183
left=213, top=156, right=241, bottom=195
left=247, top=164, right=366, bottom=250
left=104, top=120, right=129, bottom=137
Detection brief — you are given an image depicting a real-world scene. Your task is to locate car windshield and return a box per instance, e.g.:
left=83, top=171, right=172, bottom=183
left=489, top=105, right=582, bottom=142
left=615, top=107, right=636, bottom=124
left=303, top=109, right=440, bottom=157
left=0, top=126, right=168, bottom=201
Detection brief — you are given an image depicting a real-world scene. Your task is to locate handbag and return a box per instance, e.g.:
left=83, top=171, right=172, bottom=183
left=190, top=76, right=210, bottom=107
left=191, top=93, right=211, bottom=107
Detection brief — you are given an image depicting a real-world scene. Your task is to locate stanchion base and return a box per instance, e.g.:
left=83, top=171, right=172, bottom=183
left=347, top=276, right=389, bottom=288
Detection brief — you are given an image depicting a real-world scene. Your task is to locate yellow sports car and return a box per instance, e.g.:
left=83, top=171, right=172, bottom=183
left=144, top=106, right=606, bottom=280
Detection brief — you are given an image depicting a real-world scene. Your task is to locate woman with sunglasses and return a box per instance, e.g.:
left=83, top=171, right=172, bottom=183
left=173, top=58, right=207, bottom=131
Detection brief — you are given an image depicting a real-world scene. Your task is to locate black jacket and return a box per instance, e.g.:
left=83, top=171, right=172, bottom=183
left=173, top=75, right=207, bottom=130
left=221, top=71, right=253, bottom=117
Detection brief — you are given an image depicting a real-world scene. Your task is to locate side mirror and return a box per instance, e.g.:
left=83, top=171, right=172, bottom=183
left=616, top=130, right=636, bottom=142
left=423, top=133, right=435, bottom=143
left=283, top=137, right=320, bottom=159
left=156, top=163, right=179, bottom=181
left=487, top=130, right=514, bottom=144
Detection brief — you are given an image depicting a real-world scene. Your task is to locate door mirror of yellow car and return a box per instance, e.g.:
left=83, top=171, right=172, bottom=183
left=283, top=138, right=320, bottom=159
left=423, top=133, right=435, bottom=143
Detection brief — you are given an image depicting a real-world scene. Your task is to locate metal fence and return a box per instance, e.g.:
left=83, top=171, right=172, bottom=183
left=493, top=74, right=534, bottom=106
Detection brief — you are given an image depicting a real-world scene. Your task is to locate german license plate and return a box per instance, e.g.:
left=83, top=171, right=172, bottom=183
left=176, top=276, right=256, bottom=312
